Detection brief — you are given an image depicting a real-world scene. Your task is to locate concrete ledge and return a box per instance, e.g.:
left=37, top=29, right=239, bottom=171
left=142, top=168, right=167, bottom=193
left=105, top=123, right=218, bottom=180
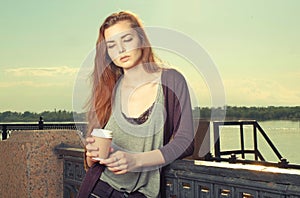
left=164, top=160, right=300, bottom=197
left=0, top=130, right=83, bottom=198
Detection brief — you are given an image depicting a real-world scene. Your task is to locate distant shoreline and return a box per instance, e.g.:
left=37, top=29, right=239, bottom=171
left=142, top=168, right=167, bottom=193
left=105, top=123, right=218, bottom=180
left=193, top=106, right=299, bottom=121
left=0, top=106, right=299, bottom=122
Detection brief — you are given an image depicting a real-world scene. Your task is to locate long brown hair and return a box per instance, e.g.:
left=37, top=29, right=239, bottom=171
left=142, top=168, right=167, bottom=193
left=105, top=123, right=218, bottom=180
left=86, top=11, right=160, bottom=135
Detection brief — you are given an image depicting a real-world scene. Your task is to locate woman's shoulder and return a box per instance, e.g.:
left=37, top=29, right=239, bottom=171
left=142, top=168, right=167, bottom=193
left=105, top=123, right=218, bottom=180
left=161, top=68, right=186, bottom=84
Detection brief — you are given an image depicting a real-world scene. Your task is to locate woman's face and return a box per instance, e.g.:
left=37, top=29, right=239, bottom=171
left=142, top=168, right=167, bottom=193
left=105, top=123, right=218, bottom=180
left=104, top=21, right=143, bottom=69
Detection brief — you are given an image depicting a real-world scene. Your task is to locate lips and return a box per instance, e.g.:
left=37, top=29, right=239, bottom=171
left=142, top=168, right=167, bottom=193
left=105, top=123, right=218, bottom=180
left=120, top=55, right=130, bottom=62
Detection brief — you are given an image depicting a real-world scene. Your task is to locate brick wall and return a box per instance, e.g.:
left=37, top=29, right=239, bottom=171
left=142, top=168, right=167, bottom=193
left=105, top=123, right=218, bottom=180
left=0, top=130, right=83, bottom=198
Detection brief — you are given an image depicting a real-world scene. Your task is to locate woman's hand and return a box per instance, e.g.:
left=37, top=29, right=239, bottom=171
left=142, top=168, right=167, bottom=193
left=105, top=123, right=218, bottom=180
left=85, top=137, right=100, bottom=167
left=100, top=150, right=142, bottom=175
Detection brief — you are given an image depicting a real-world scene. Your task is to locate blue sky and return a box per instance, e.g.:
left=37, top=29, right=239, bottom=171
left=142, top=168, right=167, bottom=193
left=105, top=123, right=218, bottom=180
left=0, top=0, right=299, bottom=112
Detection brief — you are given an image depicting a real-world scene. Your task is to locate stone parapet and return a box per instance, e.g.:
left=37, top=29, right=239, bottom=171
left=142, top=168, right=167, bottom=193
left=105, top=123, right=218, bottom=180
left=0, top=130, right=83, bottom=198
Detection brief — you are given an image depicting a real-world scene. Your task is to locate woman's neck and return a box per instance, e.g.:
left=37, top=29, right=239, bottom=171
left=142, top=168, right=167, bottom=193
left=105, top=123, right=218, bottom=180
left=122, top=64, right=160, bottom=87
left=123, top=64, right=146, bottom=82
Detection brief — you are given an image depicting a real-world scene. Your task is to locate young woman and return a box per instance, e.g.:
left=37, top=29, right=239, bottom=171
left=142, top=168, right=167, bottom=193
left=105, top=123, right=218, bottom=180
left=78, top=11, right=194, bottom=198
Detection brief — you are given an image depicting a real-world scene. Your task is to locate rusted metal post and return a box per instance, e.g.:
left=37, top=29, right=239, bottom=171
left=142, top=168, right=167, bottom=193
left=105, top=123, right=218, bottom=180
left=253, top=123, right=259, bottom=161
left=214, top=122, right=221, bottom=160
left=240, top=123, right=245, bottom=159
left=38, top=116, right=44, bottom=130
left=2, top=125, right=7, bottom=140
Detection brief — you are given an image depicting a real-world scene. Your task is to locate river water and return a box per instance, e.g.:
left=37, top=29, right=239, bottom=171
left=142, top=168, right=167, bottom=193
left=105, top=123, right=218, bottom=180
left=217, top=120, right=300, bottom=165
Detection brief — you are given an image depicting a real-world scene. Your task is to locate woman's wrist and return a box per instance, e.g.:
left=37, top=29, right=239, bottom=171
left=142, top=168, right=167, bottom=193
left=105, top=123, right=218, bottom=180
left=86, top=157, right=93, bottom=167
left=135, top=153, right=145, bottom=169
left=135, top=150, right=165, bottom=169
left=86, top=156, right=97, bottom=167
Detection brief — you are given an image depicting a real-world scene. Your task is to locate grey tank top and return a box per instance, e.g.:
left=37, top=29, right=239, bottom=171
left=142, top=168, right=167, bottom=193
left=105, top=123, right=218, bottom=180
left=100, top=78, right=165, bottom=198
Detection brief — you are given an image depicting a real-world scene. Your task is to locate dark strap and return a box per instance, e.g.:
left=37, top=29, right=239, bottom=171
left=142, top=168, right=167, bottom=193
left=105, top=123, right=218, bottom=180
left=76, top=163, right=105, bottom=198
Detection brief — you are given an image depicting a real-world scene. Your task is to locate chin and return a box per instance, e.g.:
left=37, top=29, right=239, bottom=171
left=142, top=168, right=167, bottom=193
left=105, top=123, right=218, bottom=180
left=114, top=64, right=133, bottom=70
left=120, top=65, right=136, bottom=70
left=115, top=61, right=136, bottom=69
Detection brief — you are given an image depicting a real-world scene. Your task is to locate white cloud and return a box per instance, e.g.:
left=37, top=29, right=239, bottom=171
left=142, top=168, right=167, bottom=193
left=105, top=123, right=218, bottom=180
left=224, top=78, right=300, bottom=106
left=4, top=66, right=79, bottom=77
left=0, top=81, right=70, bottom=88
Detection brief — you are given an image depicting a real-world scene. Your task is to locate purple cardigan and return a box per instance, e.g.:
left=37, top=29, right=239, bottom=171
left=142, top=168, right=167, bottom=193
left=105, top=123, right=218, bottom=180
left=161, top=68, right=194, bottom=162
left=77, top=69, right=194, bottom=198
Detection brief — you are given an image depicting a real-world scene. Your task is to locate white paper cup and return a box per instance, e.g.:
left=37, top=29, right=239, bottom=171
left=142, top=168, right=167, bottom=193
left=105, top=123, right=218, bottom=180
left=91, top=129, right=112, bottom=161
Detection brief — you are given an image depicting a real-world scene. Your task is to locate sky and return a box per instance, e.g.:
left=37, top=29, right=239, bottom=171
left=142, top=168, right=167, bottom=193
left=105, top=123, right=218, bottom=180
left=0, top=0, right=299, bottom=112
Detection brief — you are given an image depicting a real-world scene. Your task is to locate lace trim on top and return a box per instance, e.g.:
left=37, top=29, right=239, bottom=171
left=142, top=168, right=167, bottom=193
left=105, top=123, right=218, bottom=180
left=121, top=102, right=155, bottom=125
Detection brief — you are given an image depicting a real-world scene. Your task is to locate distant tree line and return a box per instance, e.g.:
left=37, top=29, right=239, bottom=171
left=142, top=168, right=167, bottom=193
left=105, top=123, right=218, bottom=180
left=0, top=106, right=299, bottom=122
left=193, top=106, right=300, bottom=121
left=0, top=110, right=86, bottom=122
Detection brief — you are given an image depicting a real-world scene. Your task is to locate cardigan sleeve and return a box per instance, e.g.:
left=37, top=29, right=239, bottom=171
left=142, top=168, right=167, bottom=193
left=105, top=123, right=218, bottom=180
left=160, top=69, right=194, bottom=164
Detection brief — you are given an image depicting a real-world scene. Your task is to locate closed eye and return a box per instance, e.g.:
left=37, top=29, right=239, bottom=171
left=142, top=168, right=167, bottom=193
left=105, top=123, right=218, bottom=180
left=123, top=37, right=133, bottom=42
left=107, top=44, right=116, bottom=49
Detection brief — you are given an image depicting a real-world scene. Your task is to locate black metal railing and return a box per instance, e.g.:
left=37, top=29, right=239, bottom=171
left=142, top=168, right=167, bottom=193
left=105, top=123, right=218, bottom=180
left=0, top=117, right=87, bottom=140
left=212, top=120, right=300, bottom=169
left=2, top=118, right=299, bottom=169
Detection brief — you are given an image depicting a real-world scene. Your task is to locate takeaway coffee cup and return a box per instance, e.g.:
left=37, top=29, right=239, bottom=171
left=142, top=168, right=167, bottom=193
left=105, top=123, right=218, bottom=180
left=91, top=128, right=113, bottom=161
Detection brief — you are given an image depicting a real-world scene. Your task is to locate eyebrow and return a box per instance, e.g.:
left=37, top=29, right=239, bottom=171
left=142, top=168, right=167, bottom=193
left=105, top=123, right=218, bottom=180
left=106, top=33, right=132, bottom=43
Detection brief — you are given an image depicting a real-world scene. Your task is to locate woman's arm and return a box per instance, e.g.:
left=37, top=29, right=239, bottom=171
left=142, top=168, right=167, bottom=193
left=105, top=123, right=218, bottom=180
left=159, top=69, right=195, bottom=164
left=100, top=149, right=165, bottom=174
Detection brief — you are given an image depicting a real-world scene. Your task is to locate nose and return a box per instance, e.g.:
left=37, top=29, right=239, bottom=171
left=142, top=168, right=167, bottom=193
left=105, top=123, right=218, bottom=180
left=118, top=42, right=126, bottom=54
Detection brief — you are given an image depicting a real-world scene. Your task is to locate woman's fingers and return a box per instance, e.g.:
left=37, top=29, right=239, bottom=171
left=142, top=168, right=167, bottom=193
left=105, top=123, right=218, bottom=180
left=86, top=144, right=99, bottom=151
left=100, top=155, right=117, bottom=165
left=114, top=170, right=128, bottom=175
left=101, top=151, right=136, bottom=174
left=85, top=138, right=99, bottom=159
left=107, top=166, right=128, bottom=174
left=110, top=147, right=114, bottom=153
left=106, top=158, right=128, bottom=174
left=86, top=151, right=98, bottom=158
left=86, top=137, right=95, bottom=144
